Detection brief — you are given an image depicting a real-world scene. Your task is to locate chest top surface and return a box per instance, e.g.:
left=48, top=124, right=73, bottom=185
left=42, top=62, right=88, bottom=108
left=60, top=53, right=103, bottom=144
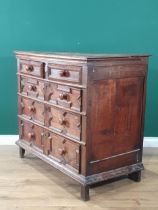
left=15, top=51, right=149, bottom=61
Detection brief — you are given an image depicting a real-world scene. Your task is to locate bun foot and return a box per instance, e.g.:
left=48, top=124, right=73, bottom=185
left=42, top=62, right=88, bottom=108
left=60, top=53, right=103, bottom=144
left=128, top=171, right=141, bottom=182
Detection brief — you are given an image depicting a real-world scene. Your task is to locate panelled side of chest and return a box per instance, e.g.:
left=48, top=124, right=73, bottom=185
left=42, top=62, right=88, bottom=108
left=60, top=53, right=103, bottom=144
left=86, top=57, right=148, bottom=176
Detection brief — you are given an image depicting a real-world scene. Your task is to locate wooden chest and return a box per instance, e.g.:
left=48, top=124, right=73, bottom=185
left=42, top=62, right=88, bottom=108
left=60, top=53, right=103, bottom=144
left=16, top=51, right=149, bottom=200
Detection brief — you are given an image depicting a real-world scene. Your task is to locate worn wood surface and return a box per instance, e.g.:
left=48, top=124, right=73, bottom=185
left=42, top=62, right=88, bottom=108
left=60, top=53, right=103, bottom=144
left=0, top=146, right=157, bottom=210
left=16, top=52, right=149, bottom=200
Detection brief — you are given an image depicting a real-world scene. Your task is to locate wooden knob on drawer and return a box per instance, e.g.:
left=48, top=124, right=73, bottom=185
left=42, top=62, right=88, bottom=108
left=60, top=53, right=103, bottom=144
left=59, top=93, right=68, bottom=100
left=58, top=148, right=66, bottom=156
left=28, top=105, right=35, bottom=112
left=28, top=85, right=36, bottom=91
left=59, top=118, right=66, bottom=125
left=28, top=132, right=35, bottom=140
left=60, top=70, right=70, bottom=77
left=25, top=65, right=34, bottom=72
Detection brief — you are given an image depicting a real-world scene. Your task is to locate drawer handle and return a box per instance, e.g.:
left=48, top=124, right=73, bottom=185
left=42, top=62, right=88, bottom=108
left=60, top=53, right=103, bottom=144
left=58, top=148, right=66, bottom=156
left=59, top=93, right=68, bottom=100
left=25, top=65, right=34, bottom=72
left=28, top=105, right=36, bottom=112
left=28, top=85, right=36, bottom=91
left=28, top=132, right=35, bottom=140
left=60, top=70, right=70, bottom=77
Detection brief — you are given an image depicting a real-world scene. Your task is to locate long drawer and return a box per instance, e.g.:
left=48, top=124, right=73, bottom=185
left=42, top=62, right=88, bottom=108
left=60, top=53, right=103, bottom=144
left=19, top=96, right=82, bottom=141
left=18, top=76, right=83, bottom=114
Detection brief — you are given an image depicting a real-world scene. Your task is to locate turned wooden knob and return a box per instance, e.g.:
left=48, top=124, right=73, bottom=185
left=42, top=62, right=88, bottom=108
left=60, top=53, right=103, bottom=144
left=25, top=65, right=34, bottom=72
left=60, top=70, right=70, bottom=77
left=28, top=132, right=35, bottom=140
left=59, top=118, right=66, bottom=125
left=28, top=105, right=35, bottom=112
left=59, top=93, right=68, bottom=100
left=28, top=85, right=36, bottom=91
left=58, top=148, right=66, bottom=156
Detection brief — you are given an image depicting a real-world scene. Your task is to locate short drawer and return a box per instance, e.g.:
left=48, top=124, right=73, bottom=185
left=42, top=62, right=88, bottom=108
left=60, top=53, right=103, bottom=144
left=19, top=97, right=44, bottom=125
left=47, top=63, right=82, bottom=84
left=19, top=119, right=44, bottom=149
left=45, top=83, right=81, bottom=112
left=46, top=132, right=80, bottom=171
left=20, top=77, right=44, bottom=100
left=46, top=106, right=81, bottom=140
left=19, top=59, right=44, bottom=78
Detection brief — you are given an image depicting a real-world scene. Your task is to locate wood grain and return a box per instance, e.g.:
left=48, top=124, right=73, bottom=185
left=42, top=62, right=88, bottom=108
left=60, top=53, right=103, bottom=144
left=16, top=52, right=149, bottom=200
left=0, top=146, right=157, bottom=210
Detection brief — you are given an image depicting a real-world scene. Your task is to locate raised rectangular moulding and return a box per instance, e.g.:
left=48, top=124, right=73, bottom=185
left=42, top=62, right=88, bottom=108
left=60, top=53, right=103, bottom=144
left=45, top=83, right=82, bottom=112
left=20, top=76, right=44, bottom=100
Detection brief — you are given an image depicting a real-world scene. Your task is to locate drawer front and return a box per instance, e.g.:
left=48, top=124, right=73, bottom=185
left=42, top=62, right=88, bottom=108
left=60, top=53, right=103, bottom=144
left=46, top=132, right=80, bottom=171
left=46, top=106, right=81, bottom=140
left=20, top=97, right=44, bottom=125
left=48, top=64, right=82, bottom=84
left=45, top=83, right=81, bottom=111
left=20, top=77, right=44, bottom=100
left=19, top=119, right=44, bottom=149
left=19, top=59, right=44, bottom=78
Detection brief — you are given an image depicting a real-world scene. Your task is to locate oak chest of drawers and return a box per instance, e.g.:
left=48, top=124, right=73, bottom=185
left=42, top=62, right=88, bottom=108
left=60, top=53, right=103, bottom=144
left=16, top=51, right=149, bottom=200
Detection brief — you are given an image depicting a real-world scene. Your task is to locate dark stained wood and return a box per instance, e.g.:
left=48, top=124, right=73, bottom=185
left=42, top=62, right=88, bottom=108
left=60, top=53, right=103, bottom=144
left=47, top=63, right=82, bottom=84
left=18, top=92, right=86, bottom=116
left=15, top=51, right=149, bottom=61
left=19, top=59, right=45, bottom=78
left=20, top=119, right=44, bottom=149
left=17, top=72, right=87, bottom=89
left=19, top=147, right=25, bottom=158
left=45, top=82, right=81, bottom=112
left=81, top=185, right=89, bottom=201
left=20, top=96, right=45, bottom=125
left=48, top=132, right=80, bottom=171
left=15, top=51, right=149, bottom=201
left=16, top=139, right=144, bottom=186
left=128, top=171, right=141, bottom=182
left=87, top=77, right=144, bottom=174
left=18, top=115, right=85, bottom=145
left=45, top=105, right=81, bottom=140
left=20, top=76, right=44, bottom=100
